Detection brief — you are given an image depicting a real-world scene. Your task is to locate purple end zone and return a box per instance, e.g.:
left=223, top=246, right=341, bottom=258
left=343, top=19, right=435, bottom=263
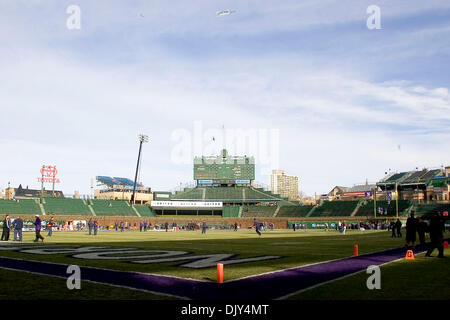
left=0, top=240, right=447, bottom=300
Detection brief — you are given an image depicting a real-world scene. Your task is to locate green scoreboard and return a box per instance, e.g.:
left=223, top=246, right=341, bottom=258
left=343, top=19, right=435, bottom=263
left=194, top=149, right=255, bottom=182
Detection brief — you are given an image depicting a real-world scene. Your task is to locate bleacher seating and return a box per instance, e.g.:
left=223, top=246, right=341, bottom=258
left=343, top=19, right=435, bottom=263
left=170, top=186, right=287, bottom=203
left=0, top=199, right=41, bottom=215
left=415, top=203, right=450, bottom=216
left=355, top=200, right=411, bottom=217
left=134, top=205, right=157, bottom=217
left=309, top=201, right=359, bottom=217
left=90, top=200, right=136, bottom=216
left=241, top=206, right=277, bottom=217
left=277, top=206, right=314, bottom=218
left=43, top=198, right=91, bottom=216
left=171, top=188, right=205, bottom=200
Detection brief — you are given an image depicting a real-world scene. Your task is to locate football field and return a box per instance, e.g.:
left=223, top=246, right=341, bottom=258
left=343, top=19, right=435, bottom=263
left=0, top=228, right=448, bottom=300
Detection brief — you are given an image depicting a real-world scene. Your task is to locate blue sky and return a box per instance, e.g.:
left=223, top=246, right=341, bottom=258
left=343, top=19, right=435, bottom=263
left=0, top=0, right=449, bottom=197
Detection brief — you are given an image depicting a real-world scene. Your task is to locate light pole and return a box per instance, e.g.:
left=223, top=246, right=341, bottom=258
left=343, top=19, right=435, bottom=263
left=131, top=134, right=149, bottom=205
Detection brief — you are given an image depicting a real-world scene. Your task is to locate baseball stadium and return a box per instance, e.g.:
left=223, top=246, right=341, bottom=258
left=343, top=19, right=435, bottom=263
left=0, top=149, right=449, bottom=301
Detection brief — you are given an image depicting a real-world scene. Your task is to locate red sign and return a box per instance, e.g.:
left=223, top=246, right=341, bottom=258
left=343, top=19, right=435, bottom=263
left=38, top=165, right=61, bottom=183
left=444, top=211, right=448, bottom=217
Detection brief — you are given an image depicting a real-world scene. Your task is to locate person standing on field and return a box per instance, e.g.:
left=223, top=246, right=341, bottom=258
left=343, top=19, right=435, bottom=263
left=12, top=217, right=23, bottom=242
left=425, top=212, right=444, bottom=258
left=88, top=219, right=94, bottom=235
left=405, top=212, right=418, bottom=248
left=93, top=220, right=98, bottom=236
left=34, top=215, right=44, bottom=242
left=201, top=221, right=207, bottom=234
left=1, top=215, right=11, bottom=241
left=47, top=217, right=54, bottom=237
left=395, top=218, right=402, bottom=238
left=253, top=218, right=261, bottom=236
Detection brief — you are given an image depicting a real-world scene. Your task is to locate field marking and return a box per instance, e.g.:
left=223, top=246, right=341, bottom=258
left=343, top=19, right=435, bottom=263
left=0, top=244, right=440, bottom=300
left=0, top=264, right=187, bottom=300
left=276, top=250, right=429, bottom=300
left=0, top=255, right=211, bottom=283
left=224, top=245, right=408, bottom=283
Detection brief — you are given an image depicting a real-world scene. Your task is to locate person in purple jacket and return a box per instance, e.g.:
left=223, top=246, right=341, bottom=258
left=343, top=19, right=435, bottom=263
left=34, top=214, right=45, bottom=242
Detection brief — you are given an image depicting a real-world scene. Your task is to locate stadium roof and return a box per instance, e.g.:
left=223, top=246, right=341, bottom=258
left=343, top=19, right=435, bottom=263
left=96, top=176, right=144, bottom=189
left=378, top=168, right=445, bottom=185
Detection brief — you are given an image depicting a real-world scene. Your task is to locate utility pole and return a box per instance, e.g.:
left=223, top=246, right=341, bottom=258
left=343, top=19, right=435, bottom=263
left=131, top=134, right=148, bottom=206
left=52, top=165, right=56, bottom=197
left=40, top=165, right=45, bottom=204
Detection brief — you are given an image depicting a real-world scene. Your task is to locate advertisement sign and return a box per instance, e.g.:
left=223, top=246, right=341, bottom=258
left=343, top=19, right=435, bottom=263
left=151, top=201, right=223, bottom=208
left=198, top=180, right=213, bottom=185
left=37, top=165, right=61, bottom=183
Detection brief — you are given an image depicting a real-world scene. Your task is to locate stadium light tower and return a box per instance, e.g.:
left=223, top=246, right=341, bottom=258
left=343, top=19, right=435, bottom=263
left=131, top=134, right=149, bottom=206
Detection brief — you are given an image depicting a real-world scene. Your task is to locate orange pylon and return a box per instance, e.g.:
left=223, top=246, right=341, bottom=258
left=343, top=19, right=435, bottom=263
left=217, top=263, right=224, bottom=283
left=405, top=250, right=415, bottom=260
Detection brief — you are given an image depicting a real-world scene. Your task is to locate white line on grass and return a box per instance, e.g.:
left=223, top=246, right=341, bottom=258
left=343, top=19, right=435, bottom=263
left=276, top=251, right=428, bottom=300
left=0, top=265, right=188, bottom=300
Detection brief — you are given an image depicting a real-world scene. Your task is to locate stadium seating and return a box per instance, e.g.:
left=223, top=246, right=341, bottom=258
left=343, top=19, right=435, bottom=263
left=276, top=206, right=314, bottom=218
left=241, top=206, right=277, bottom=218
left=309, top=201, right=359, bottom=217
left=0, top=199, right=41, bottom=215
left=134, top=205, right=157, bottom=217
left=355, top=200, right=411, bottom=217
left=43, top=198, right=91, bottom=216
left=415, top=203, right=450, bottom=216
left=90, top=200, right=136, bottom=216
left=223, top=206, right=240, bottom=217
left=171, top=188, right=205, bottom=200
left=170, top=186, right=287, bottom=203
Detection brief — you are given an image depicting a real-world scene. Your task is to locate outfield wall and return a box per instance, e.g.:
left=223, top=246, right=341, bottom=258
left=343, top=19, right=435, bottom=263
left=6, top=215, right=408, bottom=230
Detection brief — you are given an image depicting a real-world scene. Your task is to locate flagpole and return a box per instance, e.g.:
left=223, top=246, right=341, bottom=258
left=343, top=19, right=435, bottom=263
left=373, top=184, right=377, bottom=219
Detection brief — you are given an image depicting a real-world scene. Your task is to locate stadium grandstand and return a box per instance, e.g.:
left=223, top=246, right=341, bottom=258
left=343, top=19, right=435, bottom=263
left=150, top=149, right=296, bottom=217
left=0, top=161, right=448, bottom=222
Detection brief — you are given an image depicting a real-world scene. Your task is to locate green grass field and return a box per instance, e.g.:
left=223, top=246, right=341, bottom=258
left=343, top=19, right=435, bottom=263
left=0, top=228, right=448, bottom=300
